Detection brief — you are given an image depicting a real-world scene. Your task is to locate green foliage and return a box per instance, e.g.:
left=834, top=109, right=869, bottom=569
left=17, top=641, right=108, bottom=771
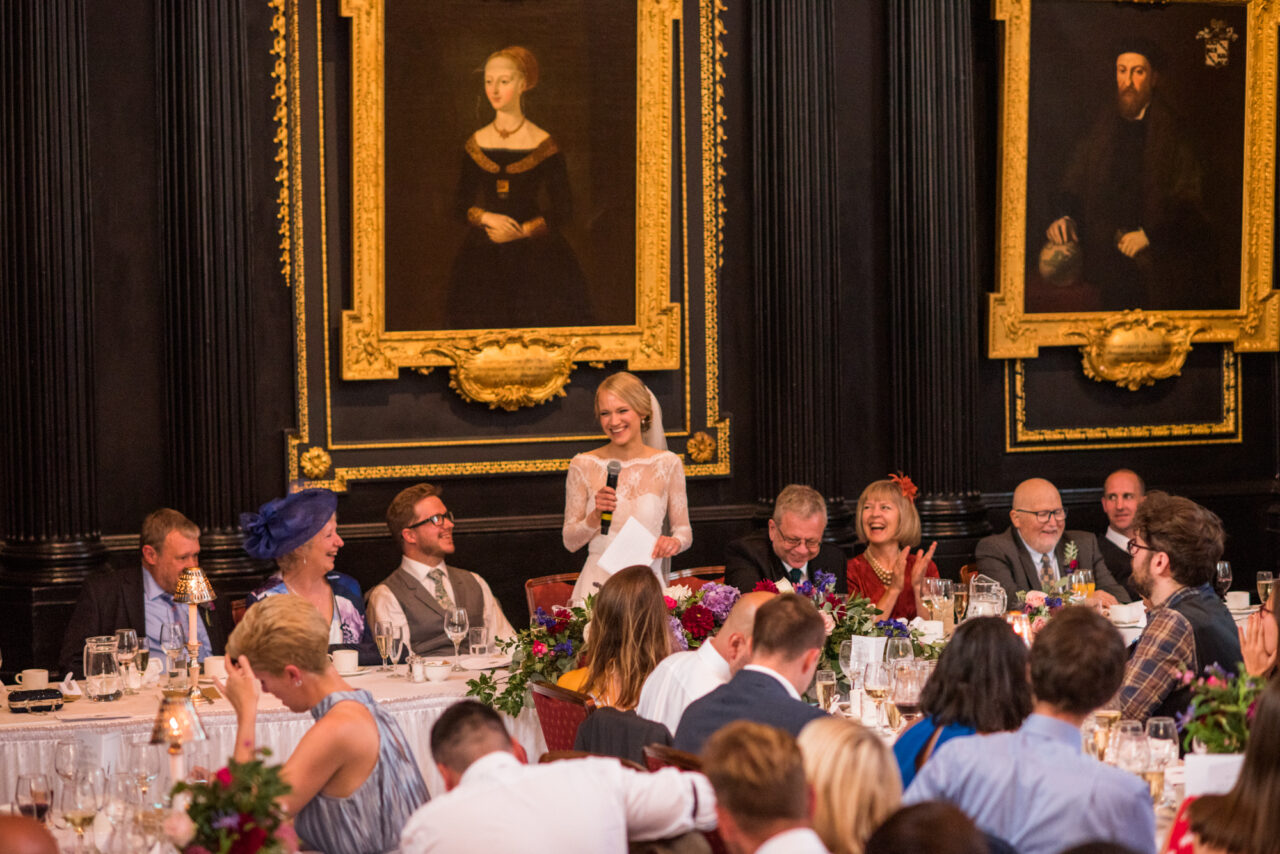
left=1181, top=664, right=1263, bottom=754
left=170, top=748, right=292, bottom=854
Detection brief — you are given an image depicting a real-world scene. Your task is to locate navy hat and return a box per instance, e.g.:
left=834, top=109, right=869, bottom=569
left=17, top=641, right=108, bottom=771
left=241, top=488, right=339, bottom=561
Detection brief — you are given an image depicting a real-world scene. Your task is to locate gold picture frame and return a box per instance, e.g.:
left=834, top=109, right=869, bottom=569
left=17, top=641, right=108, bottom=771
left=988, top=0, right=1280, bottom=388
left=339, top=0, right=682, bottom=409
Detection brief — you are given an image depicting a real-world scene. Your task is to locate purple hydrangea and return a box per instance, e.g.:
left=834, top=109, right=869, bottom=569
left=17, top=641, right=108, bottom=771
left=212, top=812, right=240, bottom=831
left=875, top=619, right=910, bottom=638
left=668, top=615, right=690, bottom=651
left=699, top=583, right=740, bottom=622
left=813, top=570, right=837, bottom=593
left=1046, top=597, right=1063, bottom=609
left=552, top=640, right=574, bottom=657
left=795, top=580, right=814, bottom=597
left=533, top=607, right=556, bottom=629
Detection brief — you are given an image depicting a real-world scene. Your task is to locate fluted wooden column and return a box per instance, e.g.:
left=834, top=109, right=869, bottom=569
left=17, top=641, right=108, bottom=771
left=750, top=0, right=852, bottom=543
left=156, top=1, right=260, bottom=574
left=0, top=0, right=106, bottom=581
left=888, top=0, right=989, bottom=543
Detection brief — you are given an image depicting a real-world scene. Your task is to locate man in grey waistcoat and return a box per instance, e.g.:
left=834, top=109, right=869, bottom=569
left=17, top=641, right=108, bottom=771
left=366, top=483, right=514, bottom=657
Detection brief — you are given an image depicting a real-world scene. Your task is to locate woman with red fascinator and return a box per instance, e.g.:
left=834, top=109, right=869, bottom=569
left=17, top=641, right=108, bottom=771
left=846, top=474, right=939, bottom=621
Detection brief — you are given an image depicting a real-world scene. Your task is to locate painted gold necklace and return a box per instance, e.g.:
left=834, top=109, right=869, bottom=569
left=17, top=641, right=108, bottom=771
left=494, top=116, right=526, bottom=139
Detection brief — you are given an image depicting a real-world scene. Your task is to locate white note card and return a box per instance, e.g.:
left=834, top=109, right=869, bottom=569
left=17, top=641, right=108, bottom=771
left=597, top=517, right=660, bottom=575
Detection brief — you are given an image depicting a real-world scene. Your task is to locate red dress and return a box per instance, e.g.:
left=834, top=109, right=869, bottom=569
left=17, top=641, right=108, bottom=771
left=846, top=552, right=939, bottom=621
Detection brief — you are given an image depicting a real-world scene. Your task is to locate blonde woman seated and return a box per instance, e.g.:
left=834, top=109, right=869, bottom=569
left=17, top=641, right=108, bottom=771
left=222, top=594, right=428, bottom=854
left=797, top=716, right=903, bottom=854
left=557, top=565, right=671, bottom=709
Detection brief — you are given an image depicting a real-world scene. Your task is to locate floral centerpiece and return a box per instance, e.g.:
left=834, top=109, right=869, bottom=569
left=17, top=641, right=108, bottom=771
left=1178, top=663, right=1263, bottom=754
left=1015, top=588, right=1066, bottom=636
left=467, top=582, right=742, bottom=716
left=167, top=749, right=297, bottom=854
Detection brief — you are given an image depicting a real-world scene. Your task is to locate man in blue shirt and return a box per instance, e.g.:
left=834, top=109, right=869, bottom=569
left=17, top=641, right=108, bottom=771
left=905, top=607, right=1155, bottom=854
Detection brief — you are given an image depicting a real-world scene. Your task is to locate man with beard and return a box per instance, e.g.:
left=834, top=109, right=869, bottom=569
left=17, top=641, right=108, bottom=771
left=1105, top=491, right=1240, bottom=725
left=1044, top=41, right=1215, bottom=311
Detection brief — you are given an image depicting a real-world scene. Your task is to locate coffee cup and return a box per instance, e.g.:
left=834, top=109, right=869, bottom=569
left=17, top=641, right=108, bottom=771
left=1226, top=591, right=1250, bottom=610
left=201, top=656, right=228, bottom=680
left=330, top=649, right=359, bottom=673
left=423, top=660, right=451, bottom=682
left=15, top=669, right=49, bottom=690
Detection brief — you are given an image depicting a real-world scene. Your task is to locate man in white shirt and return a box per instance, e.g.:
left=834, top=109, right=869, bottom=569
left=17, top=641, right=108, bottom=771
left=1099, top=468, right=1147, bottom=601
left=366, top=484, right=513, bottom=658
left=401, top=700, right=717, bottom=854
left=701, top=720, right=830, bottom=854
left=637, top=590, right=773, bottom=732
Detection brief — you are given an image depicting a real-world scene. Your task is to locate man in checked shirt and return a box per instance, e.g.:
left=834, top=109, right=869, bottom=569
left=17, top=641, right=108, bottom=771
left=1105, top=491, right=1240, bottom=726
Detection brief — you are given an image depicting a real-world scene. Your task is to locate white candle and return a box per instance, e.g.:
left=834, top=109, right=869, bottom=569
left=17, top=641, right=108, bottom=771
left=188, top=602, right=198, bottom=647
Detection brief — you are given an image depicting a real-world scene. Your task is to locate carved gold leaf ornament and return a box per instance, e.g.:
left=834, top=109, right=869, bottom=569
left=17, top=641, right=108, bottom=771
left=429, top=335, right=589, bottom=411
left=686, top=431, right=716, bottom=463
left=299, top=446, right=333, bottom=479
left=1071, top=312, right=1200, bottom=390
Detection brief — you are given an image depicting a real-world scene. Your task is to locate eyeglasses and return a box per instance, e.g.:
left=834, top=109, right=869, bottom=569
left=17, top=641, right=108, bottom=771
left=1014, top=508, right=1067, bottom=523
left=778, top=533, right=823, bottom=551
left=407, top=510, right=454, bottom=530
left=1127, top=538, right=1155, bottom=557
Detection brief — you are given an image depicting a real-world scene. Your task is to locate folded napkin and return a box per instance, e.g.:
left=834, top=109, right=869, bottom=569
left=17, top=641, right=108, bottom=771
left=1108, top=601, right=1146, bottom=625
left=909, top=617, right=944, bottom=645
left=59, top=672, right=83, bottom=697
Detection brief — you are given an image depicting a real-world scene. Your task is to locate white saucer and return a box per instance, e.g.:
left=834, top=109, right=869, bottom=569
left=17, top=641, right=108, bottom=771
left=338, top=667, right=373, bottom=678
left=459, top=654, right=512, bottom=671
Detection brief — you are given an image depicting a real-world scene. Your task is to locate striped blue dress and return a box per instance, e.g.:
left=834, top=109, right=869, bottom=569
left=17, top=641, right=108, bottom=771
left=295, top=689, right=429, bottom=854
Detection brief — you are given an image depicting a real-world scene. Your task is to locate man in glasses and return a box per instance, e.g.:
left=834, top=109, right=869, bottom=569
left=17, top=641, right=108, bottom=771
left=724, top=484, right=848, bottom=594
left=1104, top=491, right=1239, bottom=725
left=366, top=483, right=514, bottom=658
left=975, top=477, right=1130, bottom=604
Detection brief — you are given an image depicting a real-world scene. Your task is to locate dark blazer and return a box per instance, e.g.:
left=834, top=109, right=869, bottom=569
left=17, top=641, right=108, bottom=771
left=673, top=667, right=827, bottom=754
left=59, top=566, right=236, bottom=676
left=974, top=527, right=1130, bottom=604
left=724, top=530, right=847, bottom=594
left=574, top=707, right=672, bottom=766
left=1098, top=531, right=1142, bottom=602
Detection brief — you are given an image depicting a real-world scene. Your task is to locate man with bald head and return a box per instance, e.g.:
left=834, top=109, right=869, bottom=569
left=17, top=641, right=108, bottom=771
left=1099, top=469, right=1147, bottom=600
left=637, top=591, right=774, bottom=733
left=975, top=478, right=1130, bottom=604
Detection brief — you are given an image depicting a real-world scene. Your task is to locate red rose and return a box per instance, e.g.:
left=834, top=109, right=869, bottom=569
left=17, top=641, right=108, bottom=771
left=228, top=822, right=267, bottom=854
left=551, top=620, right=570, bottom=635
left=680, top=603, right=715, bottom=640
left=1068, top=560, right=1079, bottom=570
left=753, top=579, right=778, bottom=593
left=664, top=596, right=678, bottom=610
left=214, top=767, right=233, bottom=788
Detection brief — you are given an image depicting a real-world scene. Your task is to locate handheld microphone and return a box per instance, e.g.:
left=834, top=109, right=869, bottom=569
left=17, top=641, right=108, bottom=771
left=601, top=459, right=622, bottom=535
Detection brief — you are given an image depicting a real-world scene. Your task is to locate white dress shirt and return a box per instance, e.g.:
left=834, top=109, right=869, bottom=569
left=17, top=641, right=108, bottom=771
left=636, top=640, right=731, bottom=733
left=366, top=556, right=515, bottom=646
left=400, top=751, right=717, bottom=854
left=1106, top=526, right=1130, bottom=552
left=756, top=828, right=831, bottom=854
left=743, top=664, right=802, bottom=700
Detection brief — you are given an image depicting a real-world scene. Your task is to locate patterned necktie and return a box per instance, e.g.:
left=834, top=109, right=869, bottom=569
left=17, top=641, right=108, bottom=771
left=787, top=567, right=802, bottom=585
left=427, top=568, right=454, bottom=611
left=1039, top=553, right=1055, bottom=589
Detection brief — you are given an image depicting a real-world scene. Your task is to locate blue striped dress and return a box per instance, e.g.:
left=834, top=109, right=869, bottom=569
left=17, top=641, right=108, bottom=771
left=295, top=689, right=429, bottom=853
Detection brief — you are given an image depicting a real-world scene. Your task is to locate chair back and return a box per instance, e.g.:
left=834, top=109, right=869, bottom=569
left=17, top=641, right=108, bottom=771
left=529, top=680, right=595, bottom=752
left=525, top=572, right=579, bottom=619
left=669, top=566, right=726, bottom=592
left=642, top=744, right=703, bottom=773
left=959, top=563, right=978, bottom=587
left=231, top=599, right=248, bottom=626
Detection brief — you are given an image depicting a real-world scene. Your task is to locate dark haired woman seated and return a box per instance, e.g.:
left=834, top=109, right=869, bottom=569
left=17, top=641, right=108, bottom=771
left=892, top=616, right=1033, bottom=788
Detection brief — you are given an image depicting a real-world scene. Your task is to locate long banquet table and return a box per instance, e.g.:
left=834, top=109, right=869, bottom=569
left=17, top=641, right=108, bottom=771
left=0, top=666, right=545, bottom=798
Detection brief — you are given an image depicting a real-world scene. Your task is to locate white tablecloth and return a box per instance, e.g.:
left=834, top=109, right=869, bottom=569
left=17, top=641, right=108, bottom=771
left=0, top=667, right=545, bottom=799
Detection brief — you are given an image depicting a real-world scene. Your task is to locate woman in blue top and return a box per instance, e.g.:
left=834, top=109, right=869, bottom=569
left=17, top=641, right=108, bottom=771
left=243, top=488, right=378, bottom=665
left=894, top=616, right=1033, bottom=788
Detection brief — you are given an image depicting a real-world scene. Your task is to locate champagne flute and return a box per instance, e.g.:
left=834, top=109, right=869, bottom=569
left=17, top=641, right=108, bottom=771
left=863, top=662, right=891, bottom=732
left=1214, top=561, right=1232, bottom=598
left=1078, top=569, right=1095, bottom=596
left=1146, top=717, right=1179, bottom=807
left=952, top=587, right=969, bottom=622
left=114, top=628, right=138, bottom=695
left=1257, top=571, right=1275, bottom=607
left=445, top=608, right=470, bottom=672
left=813, top=669, right=838, bottom=712
left=388, top=624, right=409, bottom=678
left=374, top=621, right=394, bottom=672
left=16, top=773, right=52, bottom=826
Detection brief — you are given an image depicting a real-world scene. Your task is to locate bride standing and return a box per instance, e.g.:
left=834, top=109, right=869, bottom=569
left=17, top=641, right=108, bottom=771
left=562, top=372, right=691, bottom=601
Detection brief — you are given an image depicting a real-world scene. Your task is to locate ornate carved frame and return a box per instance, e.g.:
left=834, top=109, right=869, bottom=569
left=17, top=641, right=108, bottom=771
left=989, top=0, right=1280, bottom=389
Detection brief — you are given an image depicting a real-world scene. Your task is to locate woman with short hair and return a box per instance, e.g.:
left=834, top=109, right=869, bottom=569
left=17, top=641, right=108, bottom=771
left=846, top=475, right=939, bottom=620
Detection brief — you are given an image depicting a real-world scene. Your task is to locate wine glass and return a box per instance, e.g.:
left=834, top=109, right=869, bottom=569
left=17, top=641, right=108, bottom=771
left=1146, top=717, right=1179, bottom=807
left=1214, top=561, right=1232, bottom=598
left=61, top=768, right=105, bottom=853
left=374, top=621, right=394, bottom=672
left=1257, top=571, right=1275, bottom=607
left=124, top=736, right=161, bottom=801
left=103, top=771, right=141, bottom=846
left=114, top=628, right=138, bottom=695
left=55, top=739, right=81, bottom=784
left=838, top=640, right=866, bottom=693
left=445, top=608, right=470, bottom=671
left=890, top=666, right=927, bottom=732
left=16, top=773, right=52, bottom=826
left=863, top=662, right=891, bottom=732
left=885, top=636, right=914, bottom=667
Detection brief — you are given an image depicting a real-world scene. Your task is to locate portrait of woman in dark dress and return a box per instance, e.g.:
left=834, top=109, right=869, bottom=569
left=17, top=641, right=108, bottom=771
left=446, top=46, right=591, bottom=330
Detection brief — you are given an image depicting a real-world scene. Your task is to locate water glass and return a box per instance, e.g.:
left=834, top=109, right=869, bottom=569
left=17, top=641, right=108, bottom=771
left=469, top=626, right=490, bottom=656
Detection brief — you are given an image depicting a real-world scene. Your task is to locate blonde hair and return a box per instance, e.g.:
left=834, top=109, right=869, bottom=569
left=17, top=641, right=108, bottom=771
left=594, top=372, right=653, bottom=432
left=854, top=479, right=921, bottom=547
left=227, top=594, right=330, bottom=676
left=797, top=717, right=902, bottom=854
left=581, top=565, right=670, bottom=709
left=484, top=46, right=539, bottom=91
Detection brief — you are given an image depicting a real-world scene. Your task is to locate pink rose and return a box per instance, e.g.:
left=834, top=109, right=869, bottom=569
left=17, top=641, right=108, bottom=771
left=1180, top=670, right=1196, bottom=685
left=531, top=641, right=548, bottom=656
left=1030, top=616, right=1048, bottom=635
left=1206, top=676, right=1223, bottom=688
left=164, top=810, right=197, bottom=846
left=663, top=596, right=678, bottom=611
left=1025, top=590, right=1047, bottom=608
left=214, top=767, right=233, bottom=788
left=820, top=611, right=836, bottom=636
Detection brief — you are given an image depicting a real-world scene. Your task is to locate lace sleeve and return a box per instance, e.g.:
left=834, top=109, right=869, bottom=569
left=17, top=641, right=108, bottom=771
left=665, top=454, right=693, bottom=552
left=562, top=456, right=598, bottom=553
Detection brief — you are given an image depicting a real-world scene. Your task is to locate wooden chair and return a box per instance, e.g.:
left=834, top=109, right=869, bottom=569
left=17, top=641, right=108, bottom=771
left=529, top=680, right=595, bottom=752
left=669, top=565, right=726, bottom=591
left=642, top=744, right=703, bottom=773
left=525, top=572, right=579, bottom=619
left=959, top=563, right=978, bottom=587
left=231, top=598, right=248, bottom=626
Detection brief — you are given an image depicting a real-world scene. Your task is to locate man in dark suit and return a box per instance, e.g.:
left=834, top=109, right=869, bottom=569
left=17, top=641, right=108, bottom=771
left=59, top=509, right=235, bottom=676
left=725, top=484, right=847, bottom=594
left=975, top=478, right=1130, bottom=605
left=673, top=593, right=828, bottom=754
left=1099, top=469, right=1146, bottom=602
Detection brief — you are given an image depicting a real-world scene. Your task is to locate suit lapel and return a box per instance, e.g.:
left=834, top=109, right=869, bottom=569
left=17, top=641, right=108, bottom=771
left=1008, top=529, right=1039, bottom=591
left=126, top=568, right=148, bottom=635
left=405, top=566, right=447, bottom=618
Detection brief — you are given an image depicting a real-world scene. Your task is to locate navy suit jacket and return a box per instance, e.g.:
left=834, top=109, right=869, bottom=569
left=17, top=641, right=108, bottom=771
left=673, top=667, right=827, bottom=754
left=724, top=530, right=848, bottom=594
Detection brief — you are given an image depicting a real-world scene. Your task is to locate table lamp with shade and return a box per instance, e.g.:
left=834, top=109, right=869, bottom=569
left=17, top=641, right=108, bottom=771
left=173, top=566, right=215, bottom=703
left=150, top=692, right=207, bottom=791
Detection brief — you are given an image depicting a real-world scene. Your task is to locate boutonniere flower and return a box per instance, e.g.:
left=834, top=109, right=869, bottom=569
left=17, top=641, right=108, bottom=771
left=1063, top=540, right=1079, bottom=571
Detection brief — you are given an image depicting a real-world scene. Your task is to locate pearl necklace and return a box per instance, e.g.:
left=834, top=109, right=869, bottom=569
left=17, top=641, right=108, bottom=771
left=864, top=551, right=896, bottom=585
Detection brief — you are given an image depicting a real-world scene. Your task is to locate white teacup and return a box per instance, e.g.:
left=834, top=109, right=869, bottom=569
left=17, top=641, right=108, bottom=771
left=330, top=649, right=359, bottom=673
left=1226, top=591, right=1250, bottom=610
left=15, top=669, right=49, bottom=690
left=201, top=656, right=228, bottom=680
left=423, top=660, right=451, bottom=682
